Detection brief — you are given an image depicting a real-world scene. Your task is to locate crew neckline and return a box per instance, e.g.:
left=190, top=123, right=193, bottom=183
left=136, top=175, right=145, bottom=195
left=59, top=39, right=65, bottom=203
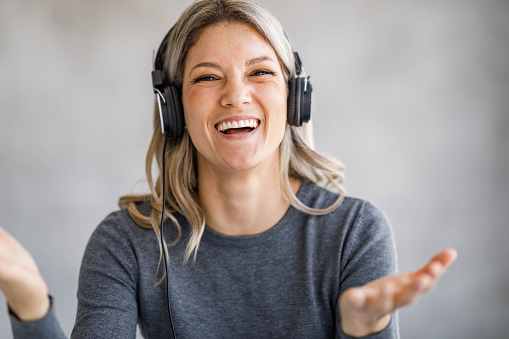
left=202, top=179, right=311, bottom=248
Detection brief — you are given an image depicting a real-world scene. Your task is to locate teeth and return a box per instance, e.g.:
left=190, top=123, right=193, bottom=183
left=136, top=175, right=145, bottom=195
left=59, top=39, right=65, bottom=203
left=217, top=119, right=259, bottom=132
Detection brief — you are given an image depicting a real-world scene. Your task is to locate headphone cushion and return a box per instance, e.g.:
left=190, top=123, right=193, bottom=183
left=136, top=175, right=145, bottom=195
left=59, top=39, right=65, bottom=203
left=169, top=86, right=184, bottom=137
left=161, top=85, right=184, bottom=138
left=287, top=78, right=299, bottom=126
left=288, top=77, right=312, bottom=127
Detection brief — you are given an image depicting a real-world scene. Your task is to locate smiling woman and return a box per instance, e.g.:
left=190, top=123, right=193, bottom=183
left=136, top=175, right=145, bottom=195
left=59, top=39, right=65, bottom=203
left=183, top=23, right=287, bottom=171
left=121, top=2, right=347, bottom=265
left=1, top=0, right=456, bottom=338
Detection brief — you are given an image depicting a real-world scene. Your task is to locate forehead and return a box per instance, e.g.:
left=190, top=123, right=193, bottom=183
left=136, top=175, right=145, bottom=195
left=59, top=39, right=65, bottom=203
left=184, top=22, right=279, bottom=69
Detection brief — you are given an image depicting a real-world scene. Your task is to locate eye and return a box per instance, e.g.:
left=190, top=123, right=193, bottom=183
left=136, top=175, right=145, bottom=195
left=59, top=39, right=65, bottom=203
left=193, top=75, right=219, bottom=83
left=250, top=69, right=274, bottom=77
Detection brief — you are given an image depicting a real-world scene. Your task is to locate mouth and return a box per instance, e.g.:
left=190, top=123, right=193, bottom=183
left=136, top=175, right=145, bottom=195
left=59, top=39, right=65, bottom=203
left=215, top=119, right=259, bottom=135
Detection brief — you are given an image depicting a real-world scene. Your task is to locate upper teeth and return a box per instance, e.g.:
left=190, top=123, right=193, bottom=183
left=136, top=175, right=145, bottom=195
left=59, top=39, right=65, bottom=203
left=217, top=119, right=259, bottom=132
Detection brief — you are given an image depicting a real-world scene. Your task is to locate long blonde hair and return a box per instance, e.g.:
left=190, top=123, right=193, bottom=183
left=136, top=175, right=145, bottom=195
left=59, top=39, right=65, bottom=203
left=119, top=0, right=345, bottom=264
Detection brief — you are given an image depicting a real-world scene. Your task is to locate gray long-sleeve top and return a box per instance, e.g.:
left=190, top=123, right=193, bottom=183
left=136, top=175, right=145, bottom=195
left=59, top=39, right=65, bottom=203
left=10, top=180, right=399, bottom=338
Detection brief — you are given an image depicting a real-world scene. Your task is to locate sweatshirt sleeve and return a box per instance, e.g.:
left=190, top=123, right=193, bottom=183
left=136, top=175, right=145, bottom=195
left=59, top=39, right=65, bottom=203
left=9, top=212, right=139, bottom=339
left=70, top=212, right=139, bottom=338
left=337, top=201, right=400, bottom=339
left=9, top=296, right=67, bottom=339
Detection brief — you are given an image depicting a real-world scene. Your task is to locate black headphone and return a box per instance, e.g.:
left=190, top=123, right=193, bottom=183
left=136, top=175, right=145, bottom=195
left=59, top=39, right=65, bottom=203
left=151, top=27, right=312, bottom=138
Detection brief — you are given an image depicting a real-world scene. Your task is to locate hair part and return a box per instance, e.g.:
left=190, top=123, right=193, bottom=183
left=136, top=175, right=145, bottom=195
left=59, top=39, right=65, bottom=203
left=164, top=0, right=295, bottom=86
left=119, top=0, right=345, bottom=267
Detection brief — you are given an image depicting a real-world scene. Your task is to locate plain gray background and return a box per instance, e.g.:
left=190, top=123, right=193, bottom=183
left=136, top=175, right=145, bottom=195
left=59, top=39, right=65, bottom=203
left=1, top=0, right=508, bottom=338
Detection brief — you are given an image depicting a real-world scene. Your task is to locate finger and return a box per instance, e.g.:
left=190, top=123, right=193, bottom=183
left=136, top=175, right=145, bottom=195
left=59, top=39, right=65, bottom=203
left=392, top=249, right=457, bottom=310
left=393, top=273, right=433, bottom=309
left=418, top=248, right=458, bottom=280
left=421, top=260, right=445, bottom=280
left=430, top=248, right=458, bottom=267
left=404, top=267, right=440, bottom=299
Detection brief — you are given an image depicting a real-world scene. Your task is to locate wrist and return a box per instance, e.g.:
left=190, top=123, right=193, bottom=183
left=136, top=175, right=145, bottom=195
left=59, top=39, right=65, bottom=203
left=7, top=286, right=50, bottom=322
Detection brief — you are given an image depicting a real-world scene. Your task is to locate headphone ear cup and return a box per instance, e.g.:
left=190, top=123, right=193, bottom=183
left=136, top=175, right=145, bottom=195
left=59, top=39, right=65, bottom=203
left=168, top=85, right=185, bottom=138
left=287, top=77, right=312, bottom=127
left=287, top=78, right=299, bottom=126
left=160, top=85, right=185, bottom=138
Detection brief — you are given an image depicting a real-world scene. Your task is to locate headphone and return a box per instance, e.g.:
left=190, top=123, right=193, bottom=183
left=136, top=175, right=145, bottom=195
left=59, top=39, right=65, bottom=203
left=151, top=27, right=312, bottom=138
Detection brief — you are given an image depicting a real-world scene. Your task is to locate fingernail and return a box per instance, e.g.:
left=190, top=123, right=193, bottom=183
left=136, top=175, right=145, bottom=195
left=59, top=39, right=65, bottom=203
left=448, top=248, right=458, bottom=261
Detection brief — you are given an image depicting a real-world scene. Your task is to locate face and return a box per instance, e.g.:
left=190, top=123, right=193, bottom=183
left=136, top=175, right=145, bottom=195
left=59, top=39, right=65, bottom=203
left=181, top=22, right=288, bottom=175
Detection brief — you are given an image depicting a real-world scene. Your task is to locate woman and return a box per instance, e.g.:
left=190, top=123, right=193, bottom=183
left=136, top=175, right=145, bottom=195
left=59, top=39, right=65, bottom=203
left=0, top=0, right=456, bottom=338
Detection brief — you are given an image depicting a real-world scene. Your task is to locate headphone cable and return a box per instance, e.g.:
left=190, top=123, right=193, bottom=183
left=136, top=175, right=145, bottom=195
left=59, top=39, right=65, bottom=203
left=159, top=136, right=177, bottom=339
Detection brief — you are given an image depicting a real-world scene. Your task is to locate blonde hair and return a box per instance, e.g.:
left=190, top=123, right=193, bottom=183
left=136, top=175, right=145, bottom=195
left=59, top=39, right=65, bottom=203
left=119, top=0, right=345, bottom=264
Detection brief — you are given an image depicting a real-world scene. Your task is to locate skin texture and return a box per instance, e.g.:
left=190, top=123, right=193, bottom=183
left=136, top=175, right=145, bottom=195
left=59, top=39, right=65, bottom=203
left=181, top=23, right=298, bottom=236
left=0, top=226, right=50, bottom=322
left=182, top=23, right=288, bottom=174
left=0, top=22, right=458, bottom=336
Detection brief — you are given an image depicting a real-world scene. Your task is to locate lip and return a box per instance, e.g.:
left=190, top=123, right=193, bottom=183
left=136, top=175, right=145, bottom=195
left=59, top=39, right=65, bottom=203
left=213, top=115, right=261, bottom=140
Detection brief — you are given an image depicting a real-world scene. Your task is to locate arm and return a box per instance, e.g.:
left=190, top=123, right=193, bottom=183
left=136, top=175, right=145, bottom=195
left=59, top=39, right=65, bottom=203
left=340, top=248, right=457, bottom=337
left=0, top=226, right=67, bottom=338
left=2, top=211, right=140, bottom=339
left=336, top=201, right=399, bottom=338
left=337, top=202, right=457, bottom=337
left=71, top=213, right=139, bottom=338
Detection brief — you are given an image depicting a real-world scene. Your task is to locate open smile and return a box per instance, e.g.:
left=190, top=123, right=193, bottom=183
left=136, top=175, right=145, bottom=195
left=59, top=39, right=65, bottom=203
left=215, top=119, right=260, bottom=135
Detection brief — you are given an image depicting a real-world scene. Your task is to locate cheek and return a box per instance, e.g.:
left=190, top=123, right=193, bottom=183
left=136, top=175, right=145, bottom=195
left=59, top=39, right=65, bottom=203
left=183, top=110, right=207, bottom=151
left=276, top=89, right=289, bottom=140
left=182, top=92, right=210, bottom=151
left=182, top=89, right=209, bottom=129
left=263, top=85, right=288, bottom=126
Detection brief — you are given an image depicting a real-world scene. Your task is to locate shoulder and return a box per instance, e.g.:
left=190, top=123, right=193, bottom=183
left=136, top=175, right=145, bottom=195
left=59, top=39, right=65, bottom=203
left=78, top=204, right=161, bottom=287
left=290, top=181, right=398, bottom=285
left=85, top=203, right=156, bottom=258
left=297, top=182, right=399, bottom=284
left=298, top=181, right=394, bottom=246
left=94, top=206, right=148, bottom=238
left=339, top=196, right=391, bottom=234
left=300, top=180, right=389, bottom=224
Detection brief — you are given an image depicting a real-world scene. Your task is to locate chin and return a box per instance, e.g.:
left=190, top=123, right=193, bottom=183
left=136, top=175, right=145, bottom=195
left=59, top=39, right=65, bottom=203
left=223, top=148, right=281, bottom=173
left=221, top=154, right=261, bottom=172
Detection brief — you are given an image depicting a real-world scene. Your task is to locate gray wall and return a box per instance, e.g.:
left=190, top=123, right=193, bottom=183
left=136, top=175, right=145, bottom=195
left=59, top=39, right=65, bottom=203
left=1, top=0, right=508, bottom=338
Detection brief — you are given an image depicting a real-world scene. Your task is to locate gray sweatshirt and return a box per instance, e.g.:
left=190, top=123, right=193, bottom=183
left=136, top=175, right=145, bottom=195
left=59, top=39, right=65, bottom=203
left=10, top=180, right=399, bottom=338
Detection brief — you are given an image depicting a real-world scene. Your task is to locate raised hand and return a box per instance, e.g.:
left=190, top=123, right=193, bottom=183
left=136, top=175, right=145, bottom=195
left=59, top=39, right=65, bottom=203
left=339, top=248, right=457, bottom=337
left=0, top=226, right=50, bottom=321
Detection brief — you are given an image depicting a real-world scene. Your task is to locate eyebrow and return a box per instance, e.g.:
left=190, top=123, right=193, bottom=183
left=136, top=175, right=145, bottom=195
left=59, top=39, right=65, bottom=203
left=246, top=56, right=275, bottom=66
left=190, top=62, right=221, bottom=72
left=189, top=55, right=277, bottom=74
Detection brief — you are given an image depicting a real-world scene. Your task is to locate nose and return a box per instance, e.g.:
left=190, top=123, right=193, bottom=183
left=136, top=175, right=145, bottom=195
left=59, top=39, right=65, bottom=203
left=220, top=77, right=252, bottom=108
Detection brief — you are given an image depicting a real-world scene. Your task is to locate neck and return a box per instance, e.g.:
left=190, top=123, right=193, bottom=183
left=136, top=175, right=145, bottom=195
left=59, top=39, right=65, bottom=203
left=197, top=156, right=300, bottom=236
